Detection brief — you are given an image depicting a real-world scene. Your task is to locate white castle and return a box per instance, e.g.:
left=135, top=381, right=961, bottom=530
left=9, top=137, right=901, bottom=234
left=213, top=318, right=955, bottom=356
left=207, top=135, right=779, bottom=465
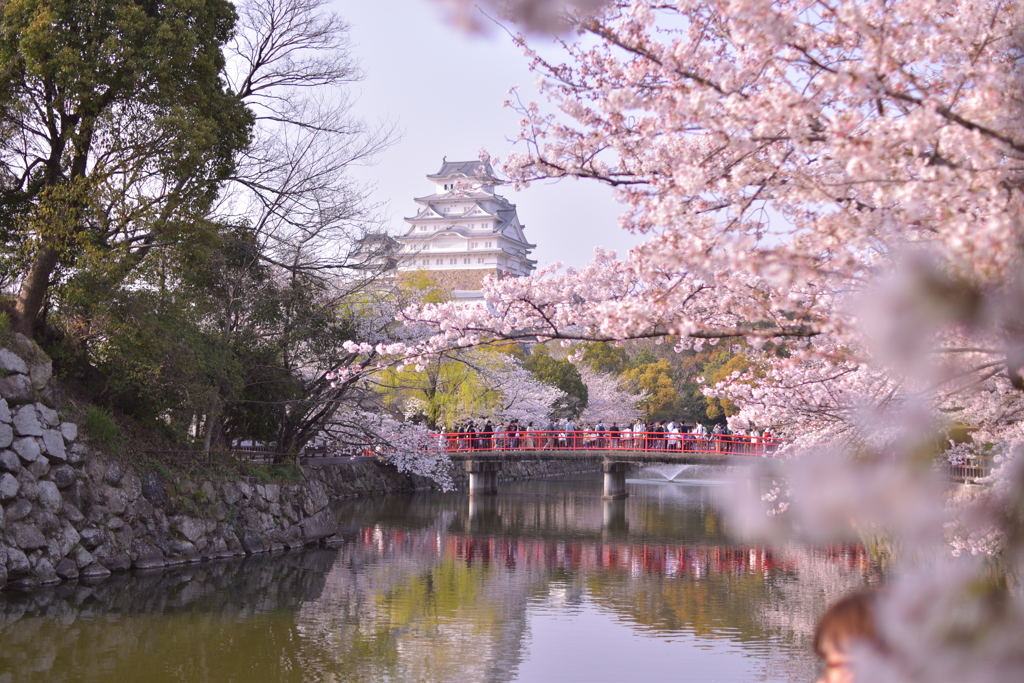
left=395, top=158, right=536, bottom=295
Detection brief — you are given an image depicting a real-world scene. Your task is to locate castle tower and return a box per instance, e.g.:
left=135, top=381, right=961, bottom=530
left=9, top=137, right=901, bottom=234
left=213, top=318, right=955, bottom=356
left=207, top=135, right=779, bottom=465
left=396, top=158, right=536, bottom=297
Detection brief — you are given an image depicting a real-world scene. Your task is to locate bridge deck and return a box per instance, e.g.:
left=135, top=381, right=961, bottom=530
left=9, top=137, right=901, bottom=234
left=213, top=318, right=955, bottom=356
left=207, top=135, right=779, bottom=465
left=444, top=448, right=764, bottom=466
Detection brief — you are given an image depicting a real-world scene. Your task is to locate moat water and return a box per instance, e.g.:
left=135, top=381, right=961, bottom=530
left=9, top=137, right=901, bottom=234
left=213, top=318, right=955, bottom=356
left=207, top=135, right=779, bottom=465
left=0, top=472, right=873, bottom=682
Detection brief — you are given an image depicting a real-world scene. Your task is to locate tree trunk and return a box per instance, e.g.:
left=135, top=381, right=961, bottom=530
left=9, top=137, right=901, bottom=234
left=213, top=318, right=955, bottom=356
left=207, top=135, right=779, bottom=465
left=15, top=245, right=60, bottom=337
left=203, top=397, right=222, bottom=460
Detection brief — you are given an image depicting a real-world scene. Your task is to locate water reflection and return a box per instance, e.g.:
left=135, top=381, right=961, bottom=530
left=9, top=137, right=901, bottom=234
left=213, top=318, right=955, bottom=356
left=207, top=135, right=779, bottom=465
left=0, top=474, right=873, bottom=683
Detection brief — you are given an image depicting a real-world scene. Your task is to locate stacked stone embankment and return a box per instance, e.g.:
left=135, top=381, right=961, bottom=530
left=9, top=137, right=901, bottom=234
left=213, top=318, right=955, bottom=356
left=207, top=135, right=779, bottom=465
left=0, top=334, right=339, bottom=590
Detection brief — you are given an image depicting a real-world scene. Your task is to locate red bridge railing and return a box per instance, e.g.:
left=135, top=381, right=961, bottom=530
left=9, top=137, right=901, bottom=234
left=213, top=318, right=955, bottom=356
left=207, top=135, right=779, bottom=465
left=435, top=430, right=785, bottom=457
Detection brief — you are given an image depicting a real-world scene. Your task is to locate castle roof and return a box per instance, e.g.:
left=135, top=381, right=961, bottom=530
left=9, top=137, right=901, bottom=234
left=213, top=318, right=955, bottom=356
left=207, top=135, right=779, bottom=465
left=427, top=159, right=495, bottom=181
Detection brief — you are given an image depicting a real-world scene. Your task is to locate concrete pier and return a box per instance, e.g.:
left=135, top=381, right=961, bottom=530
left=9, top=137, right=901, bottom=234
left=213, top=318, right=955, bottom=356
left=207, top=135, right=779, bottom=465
left=602, top=461, right=629, bottom=499
left=466, top=460, right=502, bottom=495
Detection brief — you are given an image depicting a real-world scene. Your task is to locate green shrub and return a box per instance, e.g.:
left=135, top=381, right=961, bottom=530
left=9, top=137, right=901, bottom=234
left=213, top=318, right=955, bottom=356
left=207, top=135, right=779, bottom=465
left=269, top=463, right=303, bottom=482
left=0, top=312, right=12, bottom=348
left=242, top=463, right=271, bottom=483
left=83, top=406, right=124, bottom=454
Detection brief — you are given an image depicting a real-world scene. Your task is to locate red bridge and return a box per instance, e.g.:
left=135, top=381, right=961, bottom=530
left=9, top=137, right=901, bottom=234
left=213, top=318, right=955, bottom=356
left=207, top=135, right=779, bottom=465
left=434, top=430, right=786, bottom=498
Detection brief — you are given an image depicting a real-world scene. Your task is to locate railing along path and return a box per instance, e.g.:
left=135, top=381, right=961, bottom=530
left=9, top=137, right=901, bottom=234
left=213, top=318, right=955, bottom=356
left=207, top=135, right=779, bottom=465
left=435, top=430, right=784, bottom=457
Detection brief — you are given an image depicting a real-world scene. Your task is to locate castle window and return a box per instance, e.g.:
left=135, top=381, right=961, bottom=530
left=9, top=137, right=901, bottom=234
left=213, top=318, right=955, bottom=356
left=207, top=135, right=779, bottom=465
left=477, top=257, right=484, bottom=264
left=422, top=259, right=428, bottom=266
left=449, top=258, right=456, bottom=264
left=463, top=258, right=470, bottom=264
left=485, top=241, right=492, bottom=248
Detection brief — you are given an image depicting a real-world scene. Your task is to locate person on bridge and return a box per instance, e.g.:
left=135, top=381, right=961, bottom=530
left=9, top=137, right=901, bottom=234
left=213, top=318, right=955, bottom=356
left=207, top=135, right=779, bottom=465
left=667, top=424, right=681, bottom=450
left=565, top=418, right=576, bottom=448
left=544, top=419, right=556, bottom=449
left=632, top=419, right=645, bottom=450
left=609, top=422, right=620, bottom=449
left=481, top=421, right=493, bottom=450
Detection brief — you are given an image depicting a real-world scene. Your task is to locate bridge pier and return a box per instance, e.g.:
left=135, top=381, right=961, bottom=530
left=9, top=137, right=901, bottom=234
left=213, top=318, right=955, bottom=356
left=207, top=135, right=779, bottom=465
left=466, top=460, right=502, bottom=495
left=602, top=461, right=629, bottom=499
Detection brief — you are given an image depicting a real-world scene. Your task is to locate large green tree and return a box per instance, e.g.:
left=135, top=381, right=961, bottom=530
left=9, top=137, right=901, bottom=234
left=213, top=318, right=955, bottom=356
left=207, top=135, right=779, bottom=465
left=0, top=0, right=253, bottom=335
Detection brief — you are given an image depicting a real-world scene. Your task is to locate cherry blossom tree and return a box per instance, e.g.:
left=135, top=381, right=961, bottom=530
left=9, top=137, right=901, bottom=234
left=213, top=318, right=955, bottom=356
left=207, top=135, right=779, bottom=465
left=578, top=365, right=645, bottom=425
left=368, top=0, right=1024, bottom=679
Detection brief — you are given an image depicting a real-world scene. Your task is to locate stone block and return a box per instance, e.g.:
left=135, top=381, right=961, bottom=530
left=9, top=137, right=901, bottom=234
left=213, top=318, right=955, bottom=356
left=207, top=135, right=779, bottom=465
left=62, top=501, right=84, bottom=525
left=130, top=541, right=165, bottom=570
left=50, top=464, right=76, bottom=489
left=121, top=471, right=141, bottom=501
left=103, top=486, right=127, bottom=515
left=167, top=540, right=200, bottom=563
left=0, top=374, right=33, bottom=404
left=0, top=449, right=18, bottom=472
left=40, top=429, right=66, bottom=461
left=67, top=442, right=89, bottom=465
left=80, top=563, right=111, bottom=579
left=0, top=472, right=19, bottom=500
left=11, top=437, right=39, bottom=463
left=12, top=522, right=46, bottom=549
left=58, top=522, right=80, bottom=557
left=0, top=348, right=28, bottom=375
left=103, top=461, right=122, bottom=485
left=73, top=547, right=94, bottom=569
left=79, top=527, right=106, bottom=550
left=141, top=471, right=166, bottom=506
left=264, top=483, right=281, bottom=504
left=91, top=542, right=116, bottom=564
left=63, top=480, right=84, bottom=510
left=0, top=423, right=13, bottom=450
left=103, top=553, right=131, bottom=572
left=54, top=558, right=78, bottom=580
left=85, top=456, right=107, bottom=482
left=299, top=507, right=338, bottom=544
left=35, top=402, right=58, bottom=427
left=59, top=422, right=77, bottom=443
left=26, top=459, right=48, bottom=479
left=31, top=557, right=57, bottom=584
left=36, top=511, right=60, bottom=535
left=12, top=405, right=42, bottom=436
left=240, top=531, right=264, bottom=555
left=0, top=398, right=11, bottom=424
left=29, top=360, right=52, bottom=391
left=171, top=516, right=206, bottom=544
left=6, top=498, right=31, bottom=522
left=220, top=481, right=242, bottom=506
left=36, top=480, right=61, bottom=511
left=6, top=547, right=29, bottom=576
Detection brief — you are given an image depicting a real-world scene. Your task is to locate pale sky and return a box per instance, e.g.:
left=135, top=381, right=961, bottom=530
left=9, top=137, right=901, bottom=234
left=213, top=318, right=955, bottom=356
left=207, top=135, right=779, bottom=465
left=334, top=0, right=641, bottom=269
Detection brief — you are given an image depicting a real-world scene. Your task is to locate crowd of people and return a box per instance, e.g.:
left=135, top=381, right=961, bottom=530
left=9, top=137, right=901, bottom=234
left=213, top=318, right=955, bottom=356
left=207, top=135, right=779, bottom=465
left=446, top=418, right=778, bottom=454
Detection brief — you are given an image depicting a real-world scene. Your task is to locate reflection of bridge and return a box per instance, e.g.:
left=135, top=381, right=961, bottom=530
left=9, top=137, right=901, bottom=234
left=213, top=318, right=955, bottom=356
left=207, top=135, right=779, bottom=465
left=350, top=524, right=869, bottom=579
left=438, top=431, right=784, bottom=498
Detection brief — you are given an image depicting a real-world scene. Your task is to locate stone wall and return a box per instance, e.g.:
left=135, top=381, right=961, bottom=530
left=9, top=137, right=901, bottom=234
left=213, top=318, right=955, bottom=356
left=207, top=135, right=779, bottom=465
left=0, top=333, right=344, bottom=591
left=397, top=268, right=501, bottom=293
